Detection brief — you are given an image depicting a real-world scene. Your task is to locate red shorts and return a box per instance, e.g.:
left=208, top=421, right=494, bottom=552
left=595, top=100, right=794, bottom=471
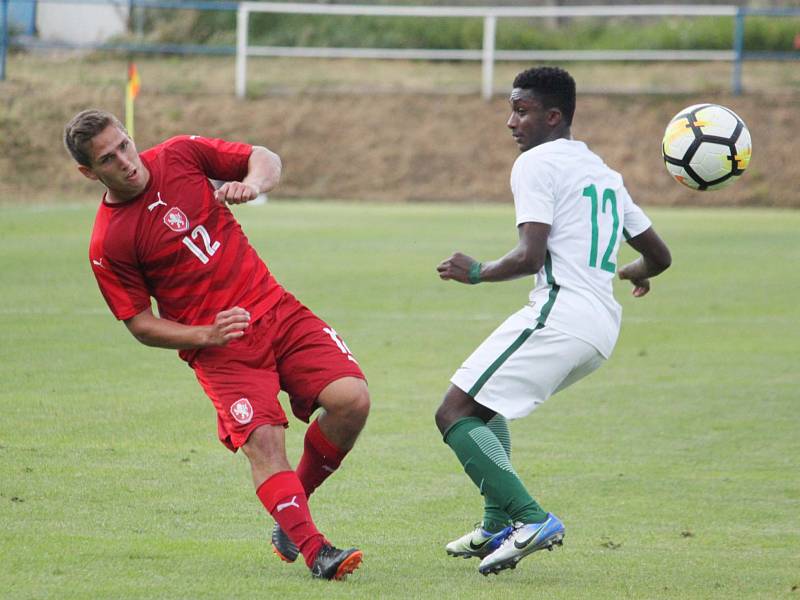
left=191, top=292, right=365, bottom=451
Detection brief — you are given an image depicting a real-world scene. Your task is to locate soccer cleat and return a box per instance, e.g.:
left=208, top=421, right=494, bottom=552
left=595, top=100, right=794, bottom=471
left=478, top=513, right=565, bottom=576
left=271, top=523, right=300, bottom=563
left=445, top=524, right=514, bottom=559
left=310, top=543, right=363, bottom=580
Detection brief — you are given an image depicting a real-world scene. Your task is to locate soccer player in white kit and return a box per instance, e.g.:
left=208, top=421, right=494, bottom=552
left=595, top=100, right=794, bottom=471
left=435, top=67, right=672, bottom=576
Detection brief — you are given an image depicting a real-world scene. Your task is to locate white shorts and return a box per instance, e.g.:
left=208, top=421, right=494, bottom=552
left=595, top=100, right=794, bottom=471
left=450, top=306, right=605, bottom=419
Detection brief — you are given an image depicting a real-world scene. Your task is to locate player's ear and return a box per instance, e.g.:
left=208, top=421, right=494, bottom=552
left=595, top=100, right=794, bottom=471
left=78, top=164, right=100, bottom=181
left=546, top=107, right=563, bottom=127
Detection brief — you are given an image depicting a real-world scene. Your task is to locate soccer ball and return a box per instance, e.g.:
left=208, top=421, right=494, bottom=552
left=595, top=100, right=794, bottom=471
left=661, top=103, right=752, bottom=191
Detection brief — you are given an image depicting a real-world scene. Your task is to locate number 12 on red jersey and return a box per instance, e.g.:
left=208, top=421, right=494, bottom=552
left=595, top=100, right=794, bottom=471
left=182, top=225, right=221, bottom=264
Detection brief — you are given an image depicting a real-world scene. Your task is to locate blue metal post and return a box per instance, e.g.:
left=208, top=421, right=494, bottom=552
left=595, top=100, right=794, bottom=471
left=732, top=8, right=745, bottom=96
left=1, top=0, right=8, bottom=81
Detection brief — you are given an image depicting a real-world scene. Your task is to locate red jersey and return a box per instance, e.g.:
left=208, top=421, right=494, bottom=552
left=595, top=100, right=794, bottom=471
left=89, top=135, right=284, bottom=361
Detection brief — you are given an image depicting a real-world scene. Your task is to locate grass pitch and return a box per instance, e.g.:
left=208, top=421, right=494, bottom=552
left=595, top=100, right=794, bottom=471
left=1, top=201, right=798, bottom=599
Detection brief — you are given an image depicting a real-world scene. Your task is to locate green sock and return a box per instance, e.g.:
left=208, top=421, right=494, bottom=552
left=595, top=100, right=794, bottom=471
left=482, top=415, right=513, bottom=532
left=487, top=414, right=512, bottom=456
left=443, top=416, right=548, bottom=525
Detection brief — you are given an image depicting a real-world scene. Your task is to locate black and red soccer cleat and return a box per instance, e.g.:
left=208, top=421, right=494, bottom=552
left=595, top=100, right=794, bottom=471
left=271, top=523, right=300, bottom=563
left=310, top=543, right=363, bottom=580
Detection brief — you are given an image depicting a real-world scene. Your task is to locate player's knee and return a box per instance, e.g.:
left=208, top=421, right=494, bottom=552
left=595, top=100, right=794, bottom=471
left=345, top=383, right=370, bottom=425
left=320, top=377, right=370, bottom=426
left=435, top=393, right=462, bottom=435
left=436, top=386, right=463, bottom=428
left=241, top=425, right=290, bottom=469
left=435, top=386, right=487, bottom=436
left=434, top=403, right=451, bottom=435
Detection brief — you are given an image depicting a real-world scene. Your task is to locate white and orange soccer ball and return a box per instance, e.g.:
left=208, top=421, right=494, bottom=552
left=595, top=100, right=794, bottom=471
left=661, top=103, right=752, bottom=191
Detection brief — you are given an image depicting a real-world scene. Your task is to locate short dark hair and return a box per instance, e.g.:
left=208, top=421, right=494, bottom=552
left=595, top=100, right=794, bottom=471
left=512, top=67, right=576, bottom=126
left=64, top=109, right=127, bottom=167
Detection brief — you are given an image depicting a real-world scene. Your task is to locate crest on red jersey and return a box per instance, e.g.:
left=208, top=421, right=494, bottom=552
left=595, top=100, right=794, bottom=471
left=163, top=207, right=189, bottom=233
left=230, top=398, right=254, bottom=424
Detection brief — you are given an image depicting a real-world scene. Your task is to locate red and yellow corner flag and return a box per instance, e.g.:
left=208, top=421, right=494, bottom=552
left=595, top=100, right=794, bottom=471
left=125, top=62, right=141, bottom=139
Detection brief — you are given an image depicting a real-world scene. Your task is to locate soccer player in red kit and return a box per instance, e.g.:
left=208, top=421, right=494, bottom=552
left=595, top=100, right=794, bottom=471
left=64, top=109, right=369, bottom=581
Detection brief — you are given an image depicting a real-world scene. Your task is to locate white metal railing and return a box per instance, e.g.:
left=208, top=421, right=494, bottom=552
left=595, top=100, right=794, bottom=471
left=235, top=3, right=740, bottom=100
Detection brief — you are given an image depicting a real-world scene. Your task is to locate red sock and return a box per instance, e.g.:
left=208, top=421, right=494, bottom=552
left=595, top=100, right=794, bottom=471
left=256, top=470, right=325, bottom=568
left=296, top=419, right=348, bottom=497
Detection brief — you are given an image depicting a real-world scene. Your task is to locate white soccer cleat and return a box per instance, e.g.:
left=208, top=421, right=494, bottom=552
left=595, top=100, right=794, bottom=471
left=478, top=513, right=565, bottom=575
left=445, top=524, right=514, bottom=559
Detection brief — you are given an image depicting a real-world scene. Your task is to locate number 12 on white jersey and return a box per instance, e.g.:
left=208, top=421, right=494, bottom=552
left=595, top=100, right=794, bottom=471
left=582, top=183, right=620, bottom=274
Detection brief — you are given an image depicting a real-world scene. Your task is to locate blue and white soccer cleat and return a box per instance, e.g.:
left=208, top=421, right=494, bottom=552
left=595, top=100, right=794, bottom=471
left=478, top=513, right=565, bottom=575
left=445, top=524, right=514, bottom=559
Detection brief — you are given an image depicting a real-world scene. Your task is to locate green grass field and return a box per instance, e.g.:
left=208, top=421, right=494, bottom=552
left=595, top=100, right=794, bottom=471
left=1, top=201, right=798, bottom=599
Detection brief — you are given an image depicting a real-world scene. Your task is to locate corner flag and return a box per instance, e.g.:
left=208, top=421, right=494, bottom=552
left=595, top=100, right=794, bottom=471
left=125, top=62, right=141, bottom=139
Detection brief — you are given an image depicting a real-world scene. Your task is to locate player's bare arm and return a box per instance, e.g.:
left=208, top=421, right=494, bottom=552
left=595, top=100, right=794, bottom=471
left=618, top=227, right=672, bottom=298
left=124, top=306, right=251, bottom=349
left=214, top=145, right=282, bottom=205
left=437, top=221, right=550, bottom=284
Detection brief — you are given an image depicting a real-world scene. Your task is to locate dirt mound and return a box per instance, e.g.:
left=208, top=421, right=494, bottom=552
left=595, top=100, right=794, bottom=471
left=0, top=79, right=792, bottom=206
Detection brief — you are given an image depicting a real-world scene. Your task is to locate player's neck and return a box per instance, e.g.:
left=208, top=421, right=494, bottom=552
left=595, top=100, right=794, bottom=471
left=549, top=127, right=571, bottom=143
left=106, top=187, right=139, bottom=204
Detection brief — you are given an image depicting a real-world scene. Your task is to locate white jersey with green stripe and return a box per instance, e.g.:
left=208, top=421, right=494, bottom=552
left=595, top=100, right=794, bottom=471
left=510, top=138, right=652, bottom=358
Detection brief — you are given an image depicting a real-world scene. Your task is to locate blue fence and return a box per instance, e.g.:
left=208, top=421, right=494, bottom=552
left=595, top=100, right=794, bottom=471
left=6, top=0, right=36, bottom=35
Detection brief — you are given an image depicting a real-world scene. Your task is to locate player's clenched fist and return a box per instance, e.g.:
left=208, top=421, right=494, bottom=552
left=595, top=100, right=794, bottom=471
left=214, top=181, right=260, bottom=205
left=437, top=252, right=476, bottom=284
